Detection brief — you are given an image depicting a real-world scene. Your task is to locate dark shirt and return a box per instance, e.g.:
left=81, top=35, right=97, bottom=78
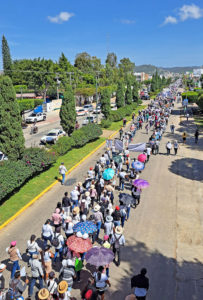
left=0, top=275, right=5, bottom=290
left=131, top=274, right=149, bottom=290
left=112, top=210, right=121, bottom=221
left=62, top=196, right=71, bottom=208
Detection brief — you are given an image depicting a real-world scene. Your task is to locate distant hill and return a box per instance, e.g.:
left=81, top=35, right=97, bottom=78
left=134, top=64, right=201, bottom=74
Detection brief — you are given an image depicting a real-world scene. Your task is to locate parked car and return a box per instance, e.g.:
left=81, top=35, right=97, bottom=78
left=40, top=129, right=66, bottom=144
left=76, top=108, right=86, bottom=116
left=93, top=104, right=101, bottom=114
left=82, top=116, right=96, bottom=125
left=83, top=104, right=93, bottom=112
left=0, top=151, right=8, bottom=161
left=26, top=112, right=46, bottom=123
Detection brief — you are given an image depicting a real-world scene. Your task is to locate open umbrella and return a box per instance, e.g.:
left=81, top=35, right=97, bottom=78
left=119, top=193, right=134, bottom=206
left=73, top=221, right=97, bottom=235
left=131, top=161, right=145, bottom=171
left=113, top=155, right=122, bottom=164
left=102, top=168, right=115, bottom=180
left=133, top=179, right=149, bottom=189
left=138, top=154, right=147, bottom=163
left=66, top=235, right=92, bottom=253
left=85, top=247, right=114, bottom=267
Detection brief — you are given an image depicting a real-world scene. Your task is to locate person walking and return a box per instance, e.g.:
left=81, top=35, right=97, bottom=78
left=182, top=132, right=187, bottom=144
left=119, top=169, right=126, bottom=191
left=27, top=234, right=41, bottom=260
left=93, top=266, right=111, bottom=300
left=6, top=241, right=22, bottom=279
left=62, top=192, right=71, bottom=216
left=43, top=245, right=53, bottom=280
left=8, top=270, right=29, bottom=300
left=146, top=146, right=151, bottom=162
left=46, top=271, right=58, bottom=299
left=195, top=129, right=199, bottom=144
left=93, top=205, right=104, bottom=240
left=170, top=123, right=175, bottom=134
left=28, top=253, right=44, bottom=298
left=166, top=141, right=172, bottom=155
left=59, top=162, right=67, bottom=185
left=59, top=259, right=76, bottom=295
left=173, top=140, right=179, bottom=155
left=119, top=128, right=124, bottom=140
left=42, top=219, right=54, bottom=249
left=110, top=226, right=125, bottom=266
left=112, top=206, right=121, bottom=227
left=131, top=268, right=149, bottom=300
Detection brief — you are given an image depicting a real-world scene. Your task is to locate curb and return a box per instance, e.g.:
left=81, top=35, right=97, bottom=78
left=0, top=128, right=120, bottom=231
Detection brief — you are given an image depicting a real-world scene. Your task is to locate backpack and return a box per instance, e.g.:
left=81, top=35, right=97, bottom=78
left=113, top=234, right=122, bottom=250
left=94, top=164, right=99, bottom=173
left=51, top=233, right=59, bottom=247
left=8, top=279, right=20, bottom=299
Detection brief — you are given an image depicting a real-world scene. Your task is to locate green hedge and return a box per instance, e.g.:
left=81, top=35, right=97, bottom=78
left=110, top=103, right=138, bottom=122
left=18, top=99, right=44, bottom=113
left=0, top=148, right=56, bottom=202
left=100, top=119, right=112, bottom=128
left=51, top=123, right=102, bottom=156
left=182, top=92, right=198, bottom=103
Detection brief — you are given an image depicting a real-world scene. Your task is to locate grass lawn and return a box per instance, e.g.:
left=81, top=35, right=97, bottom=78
left=194, top=115, right=203, bottom=129
left=0, top=137, right=105, bottom=225
left=104, top=105, right=146, bottom=131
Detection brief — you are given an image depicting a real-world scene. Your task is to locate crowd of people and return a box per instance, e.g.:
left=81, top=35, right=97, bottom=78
left=0, top=84, right=186, bottom=300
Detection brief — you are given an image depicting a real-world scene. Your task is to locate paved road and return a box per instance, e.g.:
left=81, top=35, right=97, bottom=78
left=0, top=101, right=202, bottom=299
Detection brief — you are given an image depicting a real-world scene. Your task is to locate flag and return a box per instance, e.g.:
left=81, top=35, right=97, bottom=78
left=128, top=143, right=146, bottom=152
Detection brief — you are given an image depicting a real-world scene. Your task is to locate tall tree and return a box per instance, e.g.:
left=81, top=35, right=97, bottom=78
left=60, top=85, right=76, bottom=136
left=2, top=35, right=12, bottom=76
left=0, top=76, right=25, bottom=160
left=132, top=80, right=139, bottom=102
left=119, top=58, right=135, bottom=74
left=116, top=80, right=125, bottom=108
left=105, top=52, right=117, bottom=68
left=74, top=52, right=92, bottom=73
left=125, top=80, right=132, bottom=105
left=101, top=88, right=111, bottom=119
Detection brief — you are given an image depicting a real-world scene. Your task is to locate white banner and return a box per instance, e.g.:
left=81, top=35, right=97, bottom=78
left=106, top=139, right=113, bottom=148
left=114, top=139, right=123, bottom=151
left=128, top=143, right=146, bottom=152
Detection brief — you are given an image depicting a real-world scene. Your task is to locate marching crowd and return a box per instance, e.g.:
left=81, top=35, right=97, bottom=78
left=0, top=94, right=177, bottom=300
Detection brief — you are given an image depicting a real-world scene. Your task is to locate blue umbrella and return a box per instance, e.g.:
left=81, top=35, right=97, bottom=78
left=102, top=168, right=115, bottom=180
left=131, top=161, right=145, bottom=171
left=73, top=221, right=97, bottom=235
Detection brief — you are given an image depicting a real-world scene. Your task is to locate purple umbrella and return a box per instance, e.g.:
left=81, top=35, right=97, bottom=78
left=133, top=179, right=149, bottom=189
left=85, top=247, right=114, bottom=267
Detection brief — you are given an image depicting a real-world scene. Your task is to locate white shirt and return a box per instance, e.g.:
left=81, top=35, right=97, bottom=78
left=146, top=147, right=151, bottom=155
left=100, top=156, right=106, bottom=164
left=44, top=251, right=52, bottom=262
left=42, top=224, right=54, bottom=238
left=94, top=272, right=108, bottom=288
left=59, top=165, right=67, bottom=175
left=70, top=190, right=79, bottom=201
left=27, top=240, right=40, bottom=253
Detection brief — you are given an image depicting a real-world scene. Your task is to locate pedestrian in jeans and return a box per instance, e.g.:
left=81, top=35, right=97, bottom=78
left=166, top=141, right=172, bottom=155
left=110, top=226, right=125, bottom=266
left=42, top=219, right=54, bottom=249
left=8, top=270, right=29, bottom=300
left=28, top=253, right=44, bottom=298
left=59, top=162, right=67, bottom=185
left=131, top=268, right=149, bottom=300
left=112, top=206, right=121, bottom=227
left=173, top=140, right=179, bottom=155
left=93, top=205, right=104, bottom=240
left=119, top=169, right=126, bottom=191
left=6, top=241, right=22, bottom=279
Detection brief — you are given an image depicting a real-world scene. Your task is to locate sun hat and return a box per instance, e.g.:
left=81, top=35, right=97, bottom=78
left=94, top=204, right=101, bottom=212
left=0, top=264, right=6, bottom=272
left=85, top=191, right=90, bottom=197
left=67, top=259, right=74, bottom=266
left=115, top=206, right=120, bottom=211
left=73, top=207, right=80, bottom=214
left=106, top=215, right=113, bottom=222
left=65, top=216, right=72, bottom=223
left=58, top=281, right=68, bottom=294
left=91, top=185, right=95, bottom=189
left=10, top=241, right=16, bottom=247
left=38, top=288, right=50, bottom=300
left=103, top=235, right=109, bottom=241
left=115, top=226, right=123, bottom=235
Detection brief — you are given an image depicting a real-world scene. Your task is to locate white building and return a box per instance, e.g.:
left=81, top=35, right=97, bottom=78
left=193, top=69, right=203, bottom=77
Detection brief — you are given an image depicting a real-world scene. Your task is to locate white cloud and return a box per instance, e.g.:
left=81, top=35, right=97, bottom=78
left=179, top=4, right=203, bottom=21
left=121, top=19, right=135, bottom=24
left=48, top=12, right=74, bottom=24
left=163, top=16, right=178, bottom=25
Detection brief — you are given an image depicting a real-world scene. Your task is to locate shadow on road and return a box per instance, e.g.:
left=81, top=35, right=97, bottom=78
left=169, top=158, right=203, bottom=181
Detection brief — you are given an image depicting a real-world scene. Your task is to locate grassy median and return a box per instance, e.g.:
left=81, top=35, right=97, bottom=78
left=0, top=137, right=105, bottom=225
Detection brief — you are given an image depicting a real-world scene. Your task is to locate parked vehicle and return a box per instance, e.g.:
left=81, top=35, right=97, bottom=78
left=83, top=104, right=93, bottom=112
left=76, top=108, right=86, bottom=116
left=26, top=112, right=46, bottom=123
left=82, top=116, right=96, bottom=125
left=40, top=129, right=66, bottom=144
left=93, top=103, right=101, bottom=114
left=0, top=151, right=8, bottom=161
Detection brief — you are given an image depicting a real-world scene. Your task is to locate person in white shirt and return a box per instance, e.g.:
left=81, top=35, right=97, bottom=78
left=100, top=155, right=106, bottom=168
left=93, top=266, right=111, bottom=299
left=46, top=271, right=57, bottom=298
left=27, top=234, right=41, bottom=261
left=166, top=141, right=172, bottom=155
left=146, top=146, right=151, bottom=162
left=70, top=187, right=80, bottom=208
left=59, top=162, right=67, bottom=185
left=53, top=227, right=64, bottom=262
left=42, top=219, right=54, bottom=248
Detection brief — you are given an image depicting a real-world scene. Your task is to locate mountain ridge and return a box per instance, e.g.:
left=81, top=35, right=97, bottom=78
left=134, top=64, right=201, bottom=74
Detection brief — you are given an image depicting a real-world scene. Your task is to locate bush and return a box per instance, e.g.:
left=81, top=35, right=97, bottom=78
left=17, top=99, right=44, bottom=113
left=101, top=119, right=112, bottom=128
left=182, top=92, right=198, bottom=103
left=51, top=137, right=73, bottom=156
left=110, top=103, right=138, bottom=122
left=34, top=99, right=44, bottom=107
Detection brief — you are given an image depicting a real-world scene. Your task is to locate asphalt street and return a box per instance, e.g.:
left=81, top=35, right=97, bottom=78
left=0, top=100, right=202, bottom=299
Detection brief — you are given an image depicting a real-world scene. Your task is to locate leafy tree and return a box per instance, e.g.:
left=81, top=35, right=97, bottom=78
left=132, top=80, right=139, bottom=102
left=200, top=75, right=203, bottom=89
left=116, top=80, right=125, bottom=108
left=105, top=52, right=117, bottom=68
left=74, top=52, right=92, bottom=73
left=58, top=52, right=73, bottom=72
left=2, top=35, right=12, bottom=76
left=101, top=88, right=111, bottom=119
left=60, top=85, right=76, bottom=136
left=125, top=80, right=132, bottom=105
left=119, top=58, right=135, bottom=74
left=0, top=76, right=25, bottom=160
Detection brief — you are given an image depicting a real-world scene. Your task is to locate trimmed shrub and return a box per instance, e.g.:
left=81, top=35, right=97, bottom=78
left=51, top=137, right=73, bottom=156
left=71, top=123, right=102, bottom=148
left=18, top=99, right=43, bottom=113
left=101, top=119, right=112, bottom=128
left=182, top=92, right=198, bottom=103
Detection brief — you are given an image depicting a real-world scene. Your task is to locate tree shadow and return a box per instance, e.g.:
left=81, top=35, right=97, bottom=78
left=103, top=240, right=203, bottom=300
left=169, top=158, right=203, bottom=181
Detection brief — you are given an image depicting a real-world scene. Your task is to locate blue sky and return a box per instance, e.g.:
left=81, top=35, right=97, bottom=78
left=0, top=0, right=203, bottom=68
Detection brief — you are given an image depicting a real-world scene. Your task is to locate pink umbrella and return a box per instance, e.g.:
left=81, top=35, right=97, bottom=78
left=66, top=235, right=92, bottom=253
left=133, top=179, right=149, bottom=189
left=138, top=154, right=147, bottom=163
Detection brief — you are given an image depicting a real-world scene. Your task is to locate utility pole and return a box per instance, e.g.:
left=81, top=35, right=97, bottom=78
left=55, top=74, right=60, bottom=99
left=67, top=72, right=74, bottom=85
